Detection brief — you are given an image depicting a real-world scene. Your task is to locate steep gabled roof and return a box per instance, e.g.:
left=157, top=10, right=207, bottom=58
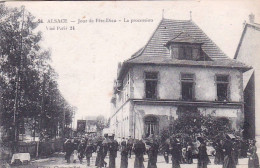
left=129, top=19, right=229, bottom=60
left=118, top=19, right=251, bottom=80
left=234, top=22, right=260, bottom=59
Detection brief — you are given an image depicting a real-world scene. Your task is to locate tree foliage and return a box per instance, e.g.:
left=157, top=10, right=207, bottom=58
left=95, top=115, right=107, bottom=132
left=169, top=112, right=240, bottom=142
left=0, top=4, right=74, bottom=142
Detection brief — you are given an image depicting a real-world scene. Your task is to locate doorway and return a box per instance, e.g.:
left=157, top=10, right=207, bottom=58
left=144, top=115, right=158, bottom=137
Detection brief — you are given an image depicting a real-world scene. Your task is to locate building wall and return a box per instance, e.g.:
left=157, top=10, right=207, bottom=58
left=242, top=72, right=255, bottom=138
left=110, top=64, right=245, bottom=139
left=113, top=70, right=132, bottom=113
left=110, top=101, right=131, bottom=139
left=132, top=65, right=243, bottom=102
left=197, top=107, right=242, bottom=129
left=132, top=104, right=242, bottom=139
left=133, top=104, right=178, bottom=139
left=236, top=25, right=260, bottom=135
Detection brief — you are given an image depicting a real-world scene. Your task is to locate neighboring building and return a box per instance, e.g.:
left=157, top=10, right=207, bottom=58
left=77, top=120, right=87, bottom=134
left=85, top=120, right=97, bottom=134
left=234, top=14, right=260, bottom=138
left=110, top=18, right=251, bottom=140
left=84, top=116, right=98, bottom=134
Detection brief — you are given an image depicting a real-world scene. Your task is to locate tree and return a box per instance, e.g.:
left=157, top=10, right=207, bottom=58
left=170, top=112, right=239, bottom=142
left=96, top=115, right=107, bottom=133
left=0, top=4, right=74, bottom=143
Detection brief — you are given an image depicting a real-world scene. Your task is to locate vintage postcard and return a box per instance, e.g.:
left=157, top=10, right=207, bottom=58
left=0, top=1, right=260, bottom=167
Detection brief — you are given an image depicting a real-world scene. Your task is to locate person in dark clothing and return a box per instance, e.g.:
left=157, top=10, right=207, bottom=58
left=133, top=139, right=146, bottom=168
left=147, top=139, right=159, bottom=168
left=223, top=138, right=236, bottom=168
left=233, top=140, right=239, bottom=165
left=121, top=137, right=126, bottom=146
left=95, top=140, right=105, bottom=168
left=214, top=139, right=224, bottom=165
left=108, top=135, right=119, bottom=168
left=161, top=138, right=170, bottom=164
left=176, top=140, right=182, bottom=164
left=248, top=140, right=259, bottom=168
left=186, top=144, right=193, bottom=164
left=77, top=140, right=86, bottom=164
left=64, top=139, right=74, bottom=163
left=127, top=136, right=134, bottom=158
left=102, top=135, right=109, bottom=167
left=120, top=140, right=128, bottom=168
left=170, top=138, right=181, bottom=168
left=85, top=140, right=95, bottom=166
left=240, top=139, right=249, bottom=158
left=197, top=141, right=210, bottom=168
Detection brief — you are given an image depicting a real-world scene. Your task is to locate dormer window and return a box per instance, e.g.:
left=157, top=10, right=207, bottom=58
left=166, top=32, right=204, bottom=61
left=179, top=46, right=192, bottom=60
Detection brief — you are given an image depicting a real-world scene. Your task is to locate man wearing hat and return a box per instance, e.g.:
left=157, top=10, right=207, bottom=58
left=127, top=136, right=134, bottom=158
left=197, top=140, right=209, bottom=168
left=101, top=134, right=109, bottom=167
left=108, top=134, right=119, bottom=168
left=85, top=139, right=95, bottom=166
left=170, top=137, right=181, bottom=168
left=77, top=139, right=86, bottom=164
left=248, top=139, right=259, bottom=168
left=223, top=135, right=236, bottom=168
left=133, top=139, right=146, bottom=168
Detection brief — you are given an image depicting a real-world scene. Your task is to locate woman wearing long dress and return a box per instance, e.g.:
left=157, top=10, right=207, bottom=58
left=186, top=145, right=193, bottom=164
left=197, top=142, right=209, bottom=168
left=147, top=140, right=159, bottom=168
left=214, top=140, right=224, bottom=165
left=223, top=139, right=236, bottom=168
left=95, top=141, right=104, bottom=168
left=248, top=140, right=259, bottom=168
left=120, top=141, right=128, bottom=168
left=170, top=138, right=181, bottom=168
left=133, top=140, right=146, bottom=168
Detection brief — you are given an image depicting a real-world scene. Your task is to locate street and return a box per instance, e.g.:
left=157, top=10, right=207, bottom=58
left=12, top=153, right=250, bottom=168
left=9, top=136, right=260, bottom=168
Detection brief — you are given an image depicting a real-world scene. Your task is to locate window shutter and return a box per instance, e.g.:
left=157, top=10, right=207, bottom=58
left=179, top=47, right=184, bottom=59
left=185, top=47, right=192, bottom=59
left=228, top=76, right=231, bottom=101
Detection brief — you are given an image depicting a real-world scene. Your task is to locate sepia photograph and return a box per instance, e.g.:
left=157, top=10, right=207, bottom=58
left=0, top=1, right=260, bottom=168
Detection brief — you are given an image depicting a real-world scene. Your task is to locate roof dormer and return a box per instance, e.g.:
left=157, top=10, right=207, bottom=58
left=166, top=31, right=206, bottom=61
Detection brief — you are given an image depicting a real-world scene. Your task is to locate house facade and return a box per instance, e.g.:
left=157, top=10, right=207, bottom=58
left=234, top=14, right=260, bottom=138
left=110, top=18, right=251, bottom=140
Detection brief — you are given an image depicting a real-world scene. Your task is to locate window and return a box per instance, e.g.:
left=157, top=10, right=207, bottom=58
left=144, top=116, right=158, bottom=137
left=145, top=72, right=158, bottom=99
left=181, top=73, right=194, bottom=101
left=216, top=75, right=229, bottom=101
left=184, top=46, right=192, bottom=60
left=179, top=46, right=193, bottom=60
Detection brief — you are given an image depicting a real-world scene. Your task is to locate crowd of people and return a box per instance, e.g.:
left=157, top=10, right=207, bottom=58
left=63, top=133, right=259, bottom=168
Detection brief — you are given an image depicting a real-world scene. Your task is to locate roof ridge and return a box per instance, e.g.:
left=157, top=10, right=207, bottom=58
left=190, top=20, right=229, bottom=59
left=247, top=22, right=260, bottom=31
left=163, top=18, right=191, bottom=22
left=234, top=22, right=260, bottom=59
left=234, top=24, right=248, bottom=59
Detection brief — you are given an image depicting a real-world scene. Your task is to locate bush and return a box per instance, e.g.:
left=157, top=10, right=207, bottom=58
left=170, top=113, right=238, bottom=141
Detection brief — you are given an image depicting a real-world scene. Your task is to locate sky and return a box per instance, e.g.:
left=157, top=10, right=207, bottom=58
left=5, top=1, right=260, bottom=126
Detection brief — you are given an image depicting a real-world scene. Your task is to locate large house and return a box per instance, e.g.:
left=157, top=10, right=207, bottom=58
left=110, top=18, right=251, bottom=140
left=234, top=14, right=260, bottom=138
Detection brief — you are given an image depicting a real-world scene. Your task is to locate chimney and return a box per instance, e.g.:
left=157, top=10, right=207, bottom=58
left=249, top=13, right=255, bottom=24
